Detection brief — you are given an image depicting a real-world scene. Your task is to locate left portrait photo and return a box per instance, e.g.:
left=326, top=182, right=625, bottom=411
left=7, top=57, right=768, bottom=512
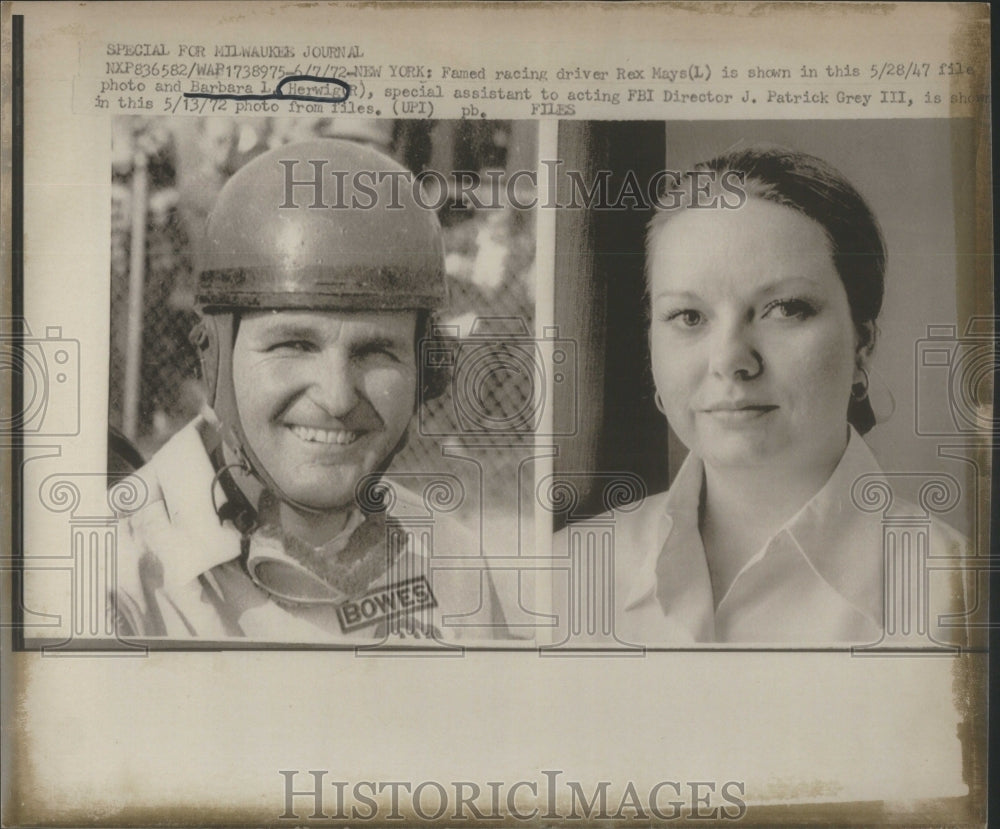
left=19, top=116, right=546, bottom=649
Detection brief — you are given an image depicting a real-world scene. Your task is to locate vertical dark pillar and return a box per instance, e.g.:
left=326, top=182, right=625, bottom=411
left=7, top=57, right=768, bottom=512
left=553, top=122, right=669, bottom=527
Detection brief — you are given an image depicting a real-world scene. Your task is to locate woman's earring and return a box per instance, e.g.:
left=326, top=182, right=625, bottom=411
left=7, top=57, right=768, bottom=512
left=851, top=366, right=870, bottom=401
left=655, top=392, right=666, bottom=415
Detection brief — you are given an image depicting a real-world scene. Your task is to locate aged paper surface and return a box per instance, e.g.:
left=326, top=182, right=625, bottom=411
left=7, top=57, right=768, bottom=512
left=1, top=1, right=992, bottom=825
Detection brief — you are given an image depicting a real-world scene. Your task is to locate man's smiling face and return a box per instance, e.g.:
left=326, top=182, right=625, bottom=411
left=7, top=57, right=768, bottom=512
left=231, top=309, right=418, bottom=511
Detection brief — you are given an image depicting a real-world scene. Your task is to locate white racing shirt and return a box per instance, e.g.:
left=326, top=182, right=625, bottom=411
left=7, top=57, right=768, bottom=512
left=112, top=418, right=509, bottom=644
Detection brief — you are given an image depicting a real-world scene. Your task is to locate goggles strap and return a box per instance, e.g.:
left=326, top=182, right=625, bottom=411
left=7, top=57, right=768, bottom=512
left=204, top=424, right=260, bottom=538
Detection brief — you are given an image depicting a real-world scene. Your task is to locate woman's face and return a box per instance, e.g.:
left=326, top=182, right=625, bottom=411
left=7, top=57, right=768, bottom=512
left=647, top=197, right=865, bottom=477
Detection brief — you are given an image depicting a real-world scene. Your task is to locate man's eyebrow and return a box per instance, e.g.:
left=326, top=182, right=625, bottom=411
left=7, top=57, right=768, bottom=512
left=251, top=321, right=412, bottom=350
left=351, top=335, right=409, bottom=352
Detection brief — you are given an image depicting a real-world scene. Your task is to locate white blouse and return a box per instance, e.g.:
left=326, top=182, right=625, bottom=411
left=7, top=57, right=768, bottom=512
left=558, top=429, right=970, bottom=646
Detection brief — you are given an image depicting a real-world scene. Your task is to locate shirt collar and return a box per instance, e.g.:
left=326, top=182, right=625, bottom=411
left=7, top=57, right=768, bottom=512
left=622, top=428, right=885, bottom=627
left=623, top=450, right=702, bottom=610
left=778, top=427, right=884, bottom=626
left=144, top=417, right=244, bottom=587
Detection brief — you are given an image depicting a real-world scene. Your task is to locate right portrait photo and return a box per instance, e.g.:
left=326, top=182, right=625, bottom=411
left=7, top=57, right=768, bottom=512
left=549, top=119, right=989, bottom=649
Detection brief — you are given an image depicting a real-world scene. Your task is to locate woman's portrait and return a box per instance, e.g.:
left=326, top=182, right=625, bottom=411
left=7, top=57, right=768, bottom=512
left=551, top=121, right=979, bottom=646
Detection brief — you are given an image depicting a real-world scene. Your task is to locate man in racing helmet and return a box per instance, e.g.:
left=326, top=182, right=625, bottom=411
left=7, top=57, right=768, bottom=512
left=112, top=138, right=506, bottom=643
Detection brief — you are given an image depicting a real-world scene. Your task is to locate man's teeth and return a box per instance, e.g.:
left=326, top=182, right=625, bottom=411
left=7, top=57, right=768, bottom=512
left=289, top=425, right=359, bottom=445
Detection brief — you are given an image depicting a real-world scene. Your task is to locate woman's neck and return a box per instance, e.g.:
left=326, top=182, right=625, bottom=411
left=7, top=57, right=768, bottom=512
left=699, top=448, right=846, bottom=607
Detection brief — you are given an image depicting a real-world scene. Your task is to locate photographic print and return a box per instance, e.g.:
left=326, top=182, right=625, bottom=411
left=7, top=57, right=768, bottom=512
left=2, top=3, right=991, bottom=826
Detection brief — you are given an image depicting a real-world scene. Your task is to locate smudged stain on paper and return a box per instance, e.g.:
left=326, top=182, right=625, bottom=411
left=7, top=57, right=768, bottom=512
left=945, top=6, right=992, bottom=820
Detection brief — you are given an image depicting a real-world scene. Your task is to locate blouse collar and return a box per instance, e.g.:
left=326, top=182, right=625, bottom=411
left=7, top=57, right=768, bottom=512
left=624, top=427, right=885, bottom=629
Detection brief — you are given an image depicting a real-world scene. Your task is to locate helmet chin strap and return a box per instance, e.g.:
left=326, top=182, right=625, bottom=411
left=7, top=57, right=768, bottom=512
left=202, top=313, right=410, bottom=525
